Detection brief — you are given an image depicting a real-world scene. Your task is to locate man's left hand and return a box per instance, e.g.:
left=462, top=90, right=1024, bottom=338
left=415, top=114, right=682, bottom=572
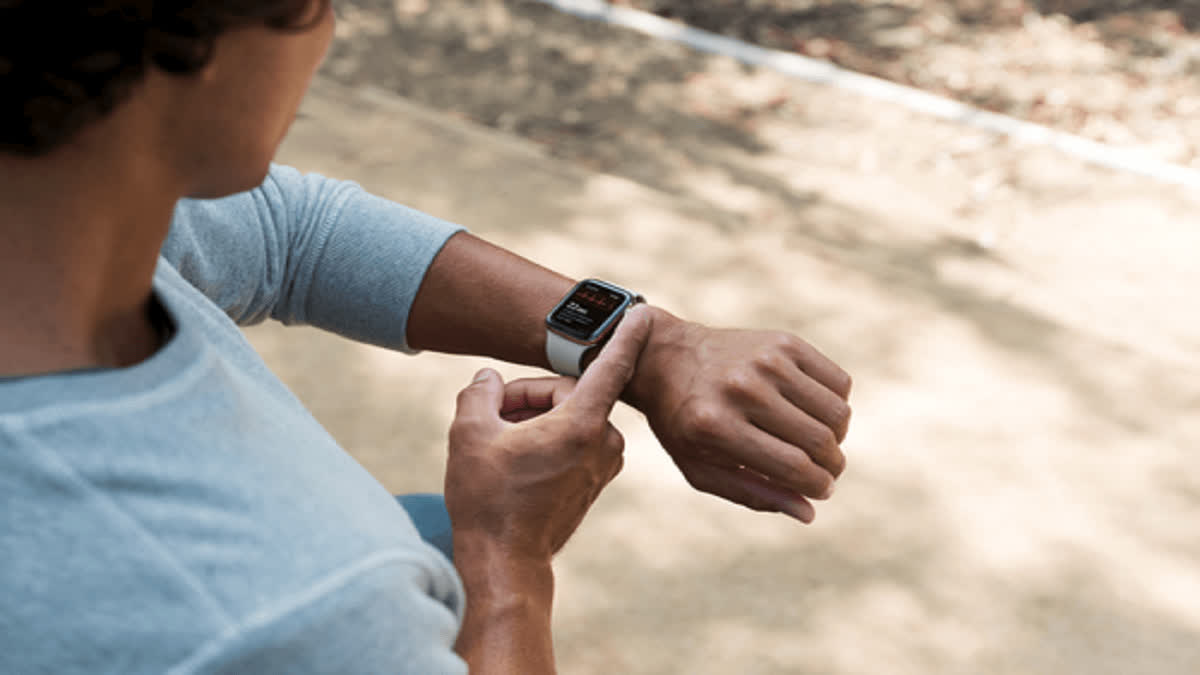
left=624, top=307, right=852, bottom=523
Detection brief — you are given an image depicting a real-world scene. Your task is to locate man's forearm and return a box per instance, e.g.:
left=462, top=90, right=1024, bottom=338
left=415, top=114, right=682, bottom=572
left=407, top=232, right=574, bottom=368
left=407, top=230, right=686, bottom=404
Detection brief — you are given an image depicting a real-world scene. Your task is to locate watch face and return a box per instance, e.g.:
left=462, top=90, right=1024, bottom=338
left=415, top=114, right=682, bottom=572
left=547, top=280, right=632, bottom=342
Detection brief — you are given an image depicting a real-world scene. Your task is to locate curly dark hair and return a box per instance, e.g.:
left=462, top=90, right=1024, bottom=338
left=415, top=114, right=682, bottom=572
left=0, top=1, right=330, bottom=157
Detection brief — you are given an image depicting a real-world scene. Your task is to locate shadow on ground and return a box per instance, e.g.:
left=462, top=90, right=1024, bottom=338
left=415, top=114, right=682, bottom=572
left=330, top=0, right=1200, bottom=166
left=323, top=0, right=773, bottom=196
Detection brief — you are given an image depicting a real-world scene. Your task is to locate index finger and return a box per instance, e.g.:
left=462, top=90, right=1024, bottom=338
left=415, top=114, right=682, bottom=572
left=569, top=305, right=653, bottom=417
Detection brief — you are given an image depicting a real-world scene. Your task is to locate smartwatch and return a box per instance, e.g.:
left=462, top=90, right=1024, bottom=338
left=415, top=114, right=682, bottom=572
left=545, top=279, right=644, bottom=377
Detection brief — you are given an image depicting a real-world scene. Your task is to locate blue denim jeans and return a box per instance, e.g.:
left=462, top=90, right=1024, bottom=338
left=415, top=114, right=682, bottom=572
left=396, top=494, right=453, bottom=562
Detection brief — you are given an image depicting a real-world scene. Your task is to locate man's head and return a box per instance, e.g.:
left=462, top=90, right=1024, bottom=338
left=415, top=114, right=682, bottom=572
left=0, top=0, right=334, bottom=195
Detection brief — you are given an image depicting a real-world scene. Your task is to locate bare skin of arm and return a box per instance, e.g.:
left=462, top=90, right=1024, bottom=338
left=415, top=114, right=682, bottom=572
left=445, top=308, right=653, bottom=673
left=410, top=231, right=852, bottom=524
left=407, top=232, right=574, bottom=368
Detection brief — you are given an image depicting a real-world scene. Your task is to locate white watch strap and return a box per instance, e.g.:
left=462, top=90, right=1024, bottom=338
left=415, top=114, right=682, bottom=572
left=546, top=331, right=588, bottom=377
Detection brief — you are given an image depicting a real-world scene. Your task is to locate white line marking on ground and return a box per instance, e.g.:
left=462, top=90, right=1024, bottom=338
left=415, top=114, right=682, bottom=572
left=535, top=0, right=1200, bottom=190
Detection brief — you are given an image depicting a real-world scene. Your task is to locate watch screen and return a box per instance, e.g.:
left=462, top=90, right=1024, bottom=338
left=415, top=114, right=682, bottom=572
left=549, top=281, right=629, bottom=340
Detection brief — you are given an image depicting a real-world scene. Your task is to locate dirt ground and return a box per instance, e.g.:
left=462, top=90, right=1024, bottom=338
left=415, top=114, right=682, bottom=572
left=330, top=0, right=1200, bottom=178
left=251, top=2, right=1199, bottom=673
left=610, top=0, right=1200, bottom=166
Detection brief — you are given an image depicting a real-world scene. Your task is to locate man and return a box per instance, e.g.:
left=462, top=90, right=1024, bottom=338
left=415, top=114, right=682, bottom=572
left=0, top=1, right=851, bottom=672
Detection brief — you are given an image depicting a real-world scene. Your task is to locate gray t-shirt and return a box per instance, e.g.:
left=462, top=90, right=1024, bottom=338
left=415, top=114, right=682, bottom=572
left=0, top=166, right=468, bottom=674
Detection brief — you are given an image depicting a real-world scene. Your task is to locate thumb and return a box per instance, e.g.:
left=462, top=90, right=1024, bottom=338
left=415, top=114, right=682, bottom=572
left=571, top=305, right=653, bottom=417
left=454, top=368, right=506, bottom=425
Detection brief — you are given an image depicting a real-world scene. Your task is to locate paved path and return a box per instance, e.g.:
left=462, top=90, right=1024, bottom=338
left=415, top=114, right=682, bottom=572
left=249, top=72, right=1200, bottom=674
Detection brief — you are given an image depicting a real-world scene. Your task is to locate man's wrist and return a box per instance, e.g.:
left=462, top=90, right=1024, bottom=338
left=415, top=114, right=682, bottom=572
left=453, top=532, right=555, bottom=598
left=622, top=304, right=692, bottom=413
left=452, top=532, right=556, bottom=670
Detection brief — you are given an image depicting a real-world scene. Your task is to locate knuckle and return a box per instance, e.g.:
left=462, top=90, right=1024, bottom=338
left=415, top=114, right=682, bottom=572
left=454, top=387, right=477, bottom=410
left=679, top=404, right=727, bottom=445
left=815, top=473, right=836, bottom=498
left=829, top=449, right=848, bottom=478
left=786, top=458, right=831, bottom=496
left=839, top=370, right=854, bottom=396
left=806, top=424, right=846, bottom=478
left=773, top=332, right=806, bottom=355
left=780, top=455, right=815, bottom=488
left=752, top=350, right=789, bottom=378
left=831, top=401, right=852, bottom=433
left=600, top=454, right=625, bottom=487
left=811, top=425, right=838, bottom=452
left=721, top=369, right=759, bottom=402
left=608, top=428, right=626, bottom=455
left=610, top=453, right=625, bottom=477
left=777, top=332, right=800, bottom=349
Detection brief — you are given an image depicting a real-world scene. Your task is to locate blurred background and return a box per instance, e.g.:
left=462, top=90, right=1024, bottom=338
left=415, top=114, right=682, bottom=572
left=252, top=1, right=1200, bottom=673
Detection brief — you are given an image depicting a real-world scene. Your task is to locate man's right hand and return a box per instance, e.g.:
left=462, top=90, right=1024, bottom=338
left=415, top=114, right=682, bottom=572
left=445, top=306, right=652, bottom=675
left=445, top=305, right=652, bottom=563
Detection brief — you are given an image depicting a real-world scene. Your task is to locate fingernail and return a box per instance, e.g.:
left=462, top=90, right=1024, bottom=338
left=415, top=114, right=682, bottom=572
left=821, top=481, right=836, bottom=500
left=472, top=369, right=494, bottom=384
